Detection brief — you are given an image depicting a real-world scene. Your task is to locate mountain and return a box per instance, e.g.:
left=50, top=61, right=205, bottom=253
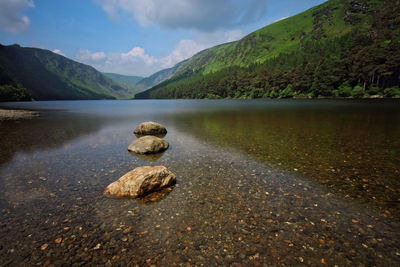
left=0, top=44, right=136, bottom=101
left=136, top=59, right=189, bottom=89
left=136, top=0, right=400, bottom=99
left=0, top=65, right=32, bottom=101
left=103, top=73, right=143, bottom=86
left=103, top=72, right=147, bottom=96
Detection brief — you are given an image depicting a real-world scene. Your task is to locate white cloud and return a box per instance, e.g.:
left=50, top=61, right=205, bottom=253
left=75, top=48, right=158, bottom=76
left=161, top=40, right=207, bottom=68
left=122, top=47, right=156, bottom=65
left=75, top=29, right=244, bottom=76
left=0, top=0, right=34, bottom=33
left=76, top=49, right=106, bottom=63
left=95, top=0, right=268, bottom=31
left=52, top=49, right=65, bottom=56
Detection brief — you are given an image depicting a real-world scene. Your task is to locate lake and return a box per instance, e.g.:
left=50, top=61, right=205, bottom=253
left=0, top=99, right=399, bottom=266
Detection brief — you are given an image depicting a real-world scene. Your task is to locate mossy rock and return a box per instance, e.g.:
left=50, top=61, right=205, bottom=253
left=134, top=121, right=167, bottom=136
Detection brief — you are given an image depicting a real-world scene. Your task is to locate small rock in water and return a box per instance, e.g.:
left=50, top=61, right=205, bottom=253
left=128, top=136, right=169, bottom=154
left=134, top=121, right=167, bottom=136
left=104, top=166, right=176, bottom=198
left=123, top=226, right=133, bottom=234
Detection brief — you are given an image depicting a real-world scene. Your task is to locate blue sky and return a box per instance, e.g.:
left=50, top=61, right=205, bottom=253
left=0, top=0, right=326, bottom=77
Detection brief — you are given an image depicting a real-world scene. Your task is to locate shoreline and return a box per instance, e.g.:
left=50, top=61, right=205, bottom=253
left=0, top=108, right=40, bottom=121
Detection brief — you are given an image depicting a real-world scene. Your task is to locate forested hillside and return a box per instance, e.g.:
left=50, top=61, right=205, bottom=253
left=0, top=44, right=136, bottom=101
left=0, top=65, right=31, bottom=101
left=136, top=0, right=400, bottom=99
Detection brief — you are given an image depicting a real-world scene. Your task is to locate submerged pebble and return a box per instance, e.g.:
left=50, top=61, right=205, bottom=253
left=0, top=101, right=399, bottom=266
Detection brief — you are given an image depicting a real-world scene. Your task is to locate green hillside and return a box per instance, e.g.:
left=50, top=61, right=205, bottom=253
left=103, top=72, right=147, bottom=96
left=136, top=59, right=189, bottom=89
left=103, top=73, right=143, bottom=85
left=0, top=65, right=32, bottom=101
left=0, top=44, right=136, bottom=101
left=136, top=0, right=400, bottom=99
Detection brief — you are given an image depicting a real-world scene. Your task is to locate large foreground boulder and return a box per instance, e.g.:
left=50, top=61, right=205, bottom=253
left=104, top=166, right=176, bottom=198
left=128, top=136, right=169, bottom=154
left=134, top=121, right=167, bottom=136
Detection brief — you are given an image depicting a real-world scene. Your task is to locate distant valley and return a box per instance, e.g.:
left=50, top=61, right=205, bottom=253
left=0, top=42, right=186, bottom=101
left=0, top=44, right=141, bottom=101
left=102, top=73, right=145, bottom=97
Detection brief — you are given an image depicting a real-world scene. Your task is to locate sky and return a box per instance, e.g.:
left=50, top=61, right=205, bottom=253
left=0, top=0, right=327, bottom=77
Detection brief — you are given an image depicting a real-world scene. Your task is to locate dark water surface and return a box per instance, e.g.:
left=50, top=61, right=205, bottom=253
left=0, top=99, right=399, bottom=266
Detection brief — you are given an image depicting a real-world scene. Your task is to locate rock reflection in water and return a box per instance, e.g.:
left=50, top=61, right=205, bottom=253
left=136, top=186, right=175, bottom=205
left=104, top=186, right=174, bottom=205
left=134, top=133, right=167, bottom=139
left=129, top=150, right=166, bottom=162
left=0, top=112, right=122, bottom=168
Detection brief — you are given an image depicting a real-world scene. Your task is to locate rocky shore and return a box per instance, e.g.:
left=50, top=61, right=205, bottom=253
left=0, top=109, right=39, bottom=121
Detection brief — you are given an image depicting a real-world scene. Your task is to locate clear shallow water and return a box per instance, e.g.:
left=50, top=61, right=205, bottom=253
left=0, top=99, right=399, bottom=266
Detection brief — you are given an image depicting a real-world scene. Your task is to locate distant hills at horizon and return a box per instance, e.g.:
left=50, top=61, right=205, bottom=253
left=0, top=42, right=187, bottom=101
left=0, top=44, right=145, bottom=101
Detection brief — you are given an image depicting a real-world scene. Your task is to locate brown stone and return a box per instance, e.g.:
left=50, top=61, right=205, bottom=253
left=134, top=121, right=167, bottom=136
left=104, top=166, right=176, bottom=198
left=128, top=136, right=169, bottom=154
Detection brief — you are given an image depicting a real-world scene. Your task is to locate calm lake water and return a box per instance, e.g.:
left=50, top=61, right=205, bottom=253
left=0, top=99, right=399, bottom=266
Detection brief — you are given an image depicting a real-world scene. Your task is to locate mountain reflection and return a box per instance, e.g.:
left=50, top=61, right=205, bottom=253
left=169, top=107, right=400, bottom=210
left=0, top=112, right=117, bottom=168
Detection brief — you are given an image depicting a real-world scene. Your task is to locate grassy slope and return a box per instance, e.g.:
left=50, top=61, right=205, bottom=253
left=0, top=44, right=135, bottom=100
left=173, top=0, right=351, bottom=76
left=136, top=59, right=189, bottom=89
left=103, top=73, right=144, bottom=85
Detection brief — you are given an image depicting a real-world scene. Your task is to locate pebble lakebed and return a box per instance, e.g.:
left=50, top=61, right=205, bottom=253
left=0, top=100, right=399, bottom=266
